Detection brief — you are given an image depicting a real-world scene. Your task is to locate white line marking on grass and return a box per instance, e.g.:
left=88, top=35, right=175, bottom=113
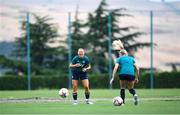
left=0, top=96, right=180, bottom=103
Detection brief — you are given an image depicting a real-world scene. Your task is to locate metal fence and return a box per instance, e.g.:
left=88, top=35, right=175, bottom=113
left=0, top=10, right=180, bottom=89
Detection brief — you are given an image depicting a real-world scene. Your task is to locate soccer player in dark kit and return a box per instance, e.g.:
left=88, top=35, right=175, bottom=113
left=69, top=48, right=93, bottom=105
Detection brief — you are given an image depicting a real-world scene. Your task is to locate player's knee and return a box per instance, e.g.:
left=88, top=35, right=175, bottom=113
left=127, top=86, right=133, bottom=90
left=73, top=85, right=78, bottom=89
left=127, top=83, right=134, bottom=90
left=84, top=86, right=89, bottom=91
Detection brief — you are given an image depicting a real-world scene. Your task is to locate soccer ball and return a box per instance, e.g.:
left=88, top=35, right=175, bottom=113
left=112, top=40, right=124, bottom=50
left=58, top=88, right=69, bottom=98
left=113, top=96, right=123, bottom=106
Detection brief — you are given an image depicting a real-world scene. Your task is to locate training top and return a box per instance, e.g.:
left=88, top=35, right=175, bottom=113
left=116, top=55, right=135, bottom=76
left=71, top=55, right=90, bottom=72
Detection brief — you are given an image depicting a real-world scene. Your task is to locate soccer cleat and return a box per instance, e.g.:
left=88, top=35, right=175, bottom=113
left=85, top=99, right=94, bottom=104
left=73, top=100, right=78, bottom=105
left=134, top=94, right=138, bottom=105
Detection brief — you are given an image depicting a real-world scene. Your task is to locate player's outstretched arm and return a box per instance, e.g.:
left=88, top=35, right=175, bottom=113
left=134, top=64, right=139, bottom=83
left=110, top=63, right=119, bottom=84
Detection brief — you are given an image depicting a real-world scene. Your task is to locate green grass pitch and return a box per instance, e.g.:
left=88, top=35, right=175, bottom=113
left=0, top=89, right=180, bottom=114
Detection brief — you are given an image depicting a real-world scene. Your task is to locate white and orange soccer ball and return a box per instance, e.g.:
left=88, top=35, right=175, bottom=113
left=113, top=96, right=123, bottom=106
left=58, top=88, right=69, bottom=98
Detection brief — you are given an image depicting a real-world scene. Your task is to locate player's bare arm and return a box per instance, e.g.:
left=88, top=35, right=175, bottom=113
left=110, top=63, right=119, bottom=84
left=69, top=63, right=81, bottom=68
left=134, top=64, right=139, bottom=83
left=82, top=64, right=91, bottom=72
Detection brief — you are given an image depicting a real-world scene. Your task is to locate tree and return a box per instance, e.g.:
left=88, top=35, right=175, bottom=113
left=84, top=0, right=150, bottom=73
left=13, top=14, right=60, bottom=72
left=0, top=55, right=41, bottom=74
left=109, top=9, right=150, bottom=53
left=70, top=5, right=87, bottom=57
left=84, top=0, right=109, bottom=73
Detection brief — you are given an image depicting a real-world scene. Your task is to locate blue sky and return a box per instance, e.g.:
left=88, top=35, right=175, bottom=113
left=0, top=0, right=180, bottom=71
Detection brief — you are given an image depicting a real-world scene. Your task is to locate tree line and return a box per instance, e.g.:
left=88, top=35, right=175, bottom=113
left=0, top=0, right=150, bottom=75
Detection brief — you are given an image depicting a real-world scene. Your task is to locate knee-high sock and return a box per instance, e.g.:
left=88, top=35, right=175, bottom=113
left=129, top=88, right=136, bottom=96
left=85, top=91, right=90, bottom=99
left=120, top=89, right=125, bottom=104
left=73, top=92, right=77, bottom=100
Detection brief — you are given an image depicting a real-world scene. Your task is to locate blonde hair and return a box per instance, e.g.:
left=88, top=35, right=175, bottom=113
left=119, top=49, right=128, bottom=55
left=112, top=40, right=124, bottom=50
left=78, top=48, right=84, bottom=53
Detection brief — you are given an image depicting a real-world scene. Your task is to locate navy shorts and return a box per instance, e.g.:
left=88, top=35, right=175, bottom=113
left=72, top=71, right=88, bottom=80
left=119, top=74, right=135, bottom=81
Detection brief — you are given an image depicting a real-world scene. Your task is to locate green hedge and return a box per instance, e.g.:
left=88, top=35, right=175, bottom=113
left=90, top=71, right=180, bottom=89
left=135, top=71, right=180, bottom=88
left=0, top=71, right=180, bottom=90
left=0, top=75, right=68, bottom=90
left=0, top=75, right=27, bottom=90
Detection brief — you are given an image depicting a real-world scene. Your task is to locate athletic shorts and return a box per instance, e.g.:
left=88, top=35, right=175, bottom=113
left=72, top=71, right=88, bottom=80
left=119, top=74, right=135, bottom=81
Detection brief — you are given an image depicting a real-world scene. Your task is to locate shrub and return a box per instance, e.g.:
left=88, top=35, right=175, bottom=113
left=0, top=71, right=180, bottom=90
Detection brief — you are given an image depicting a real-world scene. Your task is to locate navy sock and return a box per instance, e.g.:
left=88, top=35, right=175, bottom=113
left=129, top=88, right=136, bottom=96
left=73, top=92, right=77, bottom=100
left=120, top=89, right=125, bottom=104
left=85, top=92, right=90, bottom=99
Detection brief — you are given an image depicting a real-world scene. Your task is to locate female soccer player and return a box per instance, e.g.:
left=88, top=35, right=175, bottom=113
left=69, top=48, right=93, bottom=105
left=110, top=49, right=139, bottom=105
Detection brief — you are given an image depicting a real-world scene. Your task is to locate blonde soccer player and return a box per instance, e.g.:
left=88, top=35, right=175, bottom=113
left=110, top=49, right=139, bottom=105
left=69, top=48, right=93, bottom=105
